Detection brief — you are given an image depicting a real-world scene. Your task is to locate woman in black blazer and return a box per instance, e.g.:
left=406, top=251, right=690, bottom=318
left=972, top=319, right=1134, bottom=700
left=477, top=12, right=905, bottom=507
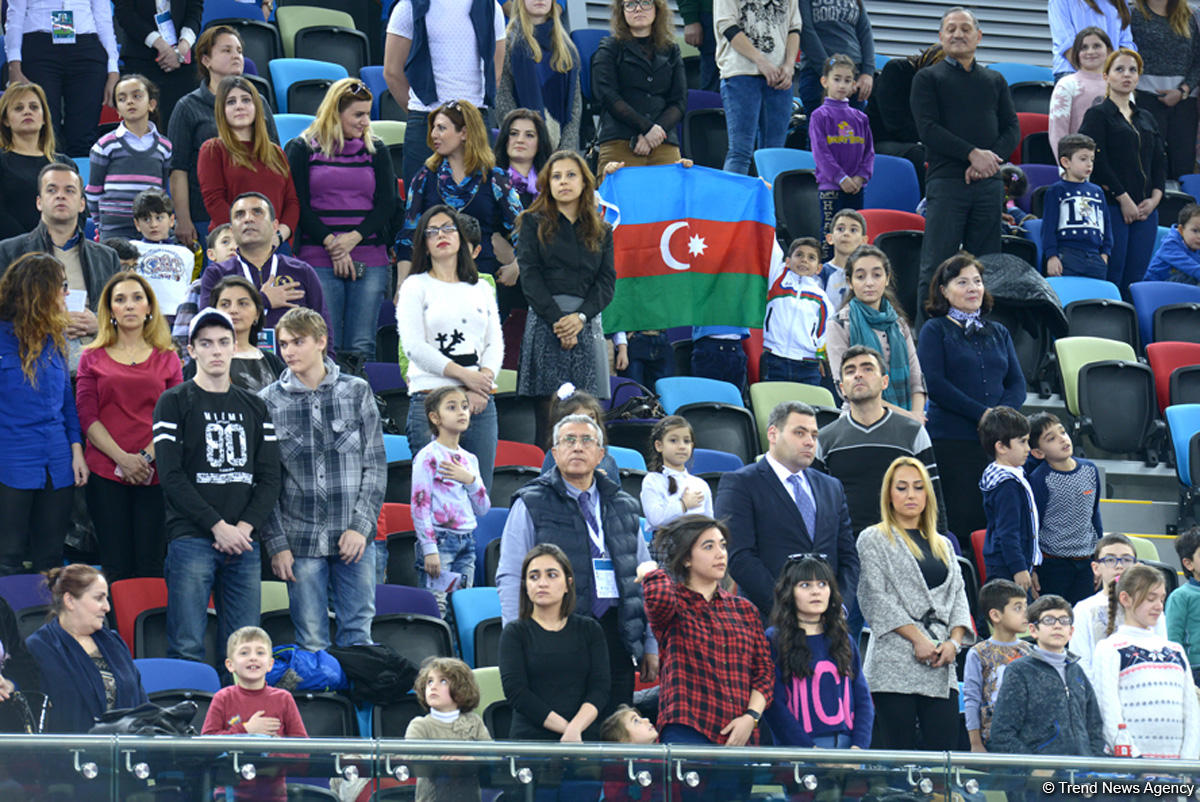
left=113, top=0, right=204, bottom=130
left=1078, top=47, right=1166, bottom=296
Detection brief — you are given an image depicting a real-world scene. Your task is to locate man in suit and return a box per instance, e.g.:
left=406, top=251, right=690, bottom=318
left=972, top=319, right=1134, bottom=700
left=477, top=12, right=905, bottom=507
left=717, top=400, right=858, bottom=616
left=113, top=0, right=204, bottom=130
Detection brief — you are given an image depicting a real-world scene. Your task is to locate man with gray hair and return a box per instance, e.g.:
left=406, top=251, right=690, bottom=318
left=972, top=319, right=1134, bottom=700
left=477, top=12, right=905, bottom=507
left=496, top=413, right=659, bottom=713
left=717, top=400, right=858, bottom=616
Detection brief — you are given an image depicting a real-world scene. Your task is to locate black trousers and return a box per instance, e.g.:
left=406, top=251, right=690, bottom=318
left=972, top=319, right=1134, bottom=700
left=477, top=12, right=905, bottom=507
left=21, top=32, right=108, bottom=157
left=86, top=474, right=166, bottom=582
left=122, top=55, right=199, bottom=135
left=596, top=607, right=636, bottom=720
left=1138, top=90, right=1198, bottom=180
left=0, top=477, right=74, bottom=574
left=933, top=437, right=991, bottom=553
left=871, top=689, right=960, bottom=751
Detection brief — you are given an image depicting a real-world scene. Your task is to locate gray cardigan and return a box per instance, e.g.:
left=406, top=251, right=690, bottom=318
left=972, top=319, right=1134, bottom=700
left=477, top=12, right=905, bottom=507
left=856, top=523, right=975, bottom=697
left=495, top=29, right=583, bottom=154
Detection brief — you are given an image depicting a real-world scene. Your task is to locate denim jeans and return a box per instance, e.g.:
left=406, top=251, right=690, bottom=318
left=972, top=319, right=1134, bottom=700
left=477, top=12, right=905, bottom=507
left=406, top=391, right=498, bottom=490
left=414, top=528, right=476, bottom=615
left=1107, top=204, right=1158, bottom=297
left=165, top=537, right=261, bottom=663
left=761, top=351, right=822, bottom=386
left=373, top=538, right=388, bottom=584
left=620, top=331, right=673, bottom=389
left=289, top=549, right=377, bottom=650
left=690, top=337, right=747, bottom=392
left=401, top=110, right=431, bottom=188
left=720, top=74, right=793, bottom=174
left=1057, top=245, right=1108, bottom=280
left=313, top=264, right=390, bottom=359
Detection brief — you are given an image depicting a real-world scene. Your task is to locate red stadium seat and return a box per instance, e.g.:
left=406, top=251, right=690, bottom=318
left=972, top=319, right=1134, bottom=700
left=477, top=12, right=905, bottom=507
left=1010, top=112, right=1049, bottom=165
left=859, top=209, right=926, bottom=241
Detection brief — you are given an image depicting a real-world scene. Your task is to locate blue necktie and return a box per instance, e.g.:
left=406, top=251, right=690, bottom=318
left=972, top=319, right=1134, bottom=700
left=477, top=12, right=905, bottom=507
left=788, top=473, right=816, bottom=537
left=578, top=490, right=613, bottom=619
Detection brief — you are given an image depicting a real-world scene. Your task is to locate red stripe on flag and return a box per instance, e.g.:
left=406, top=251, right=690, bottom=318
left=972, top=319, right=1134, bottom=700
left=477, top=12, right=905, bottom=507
left=613, top=219, right=775, bottom=279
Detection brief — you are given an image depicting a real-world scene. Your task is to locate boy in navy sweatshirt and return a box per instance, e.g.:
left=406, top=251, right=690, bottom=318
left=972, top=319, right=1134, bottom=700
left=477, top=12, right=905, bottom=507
left=1041, top=133, right=1112, bottom=279
left=1145, top=203, right=1200, bottom=285
left=979, top=406, right=1040, bottom=596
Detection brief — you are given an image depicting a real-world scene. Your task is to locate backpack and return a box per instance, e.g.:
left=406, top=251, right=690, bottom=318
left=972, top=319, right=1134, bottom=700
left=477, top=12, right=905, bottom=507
left=327, top=643, right=419, bottom=705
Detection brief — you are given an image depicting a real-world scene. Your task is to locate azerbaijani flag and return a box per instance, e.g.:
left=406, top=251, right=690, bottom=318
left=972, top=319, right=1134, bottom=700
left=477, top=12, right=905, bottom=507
left=597, top=164, right=775, bottom=334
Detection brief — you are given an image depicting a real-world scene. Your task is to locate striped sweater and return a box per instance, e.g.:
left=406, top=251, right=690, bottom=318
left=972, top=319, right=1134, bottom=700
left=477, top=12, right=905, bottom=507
left=85, top=123, right=172, bottom=240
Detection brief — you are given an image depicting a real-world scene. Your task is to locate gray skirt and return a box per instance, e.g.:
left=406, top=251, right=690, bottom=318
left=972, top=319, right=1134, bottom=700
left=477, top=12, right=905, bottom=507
left=517, top=302, right=609, bottom=399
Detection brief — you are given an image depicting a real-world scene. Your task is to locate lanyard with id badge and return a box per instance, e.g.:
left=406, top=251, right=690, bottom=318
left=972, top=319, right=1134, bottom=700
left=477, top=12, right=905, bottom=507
left=51, top=2, right=75, bottom=45
left=585, top=507, right=619, bottom=601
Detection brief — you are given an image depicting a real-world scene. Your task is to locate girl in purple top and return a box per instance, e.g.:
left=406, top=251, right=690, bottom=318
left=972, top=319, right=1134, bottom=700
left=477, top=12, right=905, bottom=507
left=285, top=78, right=396, bottom=366
left=809, top=54, right=874, bottom=260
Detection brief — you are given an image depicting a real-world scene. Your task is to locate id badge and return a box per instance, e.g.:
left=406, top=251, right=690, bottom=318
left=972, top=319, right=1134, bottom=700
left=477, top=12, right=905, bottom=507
left=154, top=10, right=179, bottom=46
left=257, top=328, right=276, bottom=350
left=593, top=558, right=618, bottom=599
left=51, top=10, right=76, bottom=45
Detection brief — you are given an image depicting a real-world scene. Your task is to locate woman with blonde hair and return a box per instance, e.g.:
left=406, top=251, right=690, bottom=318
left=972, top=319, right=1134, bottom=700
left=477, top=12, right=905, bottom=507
left=198, top=75, right=298, bottom=241
left=286, top=78, right=395, bottom=364
left=77, top=271, right=182, bottom=581
left=0, top=253, right=88, bottom=575
left=397, top=99, right=523, bottom=317
left=856, top=456, right=973, bottom=751
left=0, top=83, right=71, bottom=239
left=496, top=0, right=582, bottom=152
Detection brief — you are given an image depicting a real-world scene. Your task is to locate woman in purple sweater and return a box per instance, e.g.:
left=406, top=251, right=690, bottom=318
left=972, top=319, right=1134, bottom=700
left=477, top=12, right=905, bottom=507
left=285, top=78, right=396, bottom=367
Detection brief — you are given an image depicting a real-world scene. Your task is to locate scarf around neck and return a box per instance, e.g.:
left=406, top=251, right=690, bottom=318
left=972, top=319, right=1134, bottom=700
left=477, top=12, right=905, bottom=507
left=509, top=21, right=576, bottom=139
left=847, top=297, right=912, bottom=410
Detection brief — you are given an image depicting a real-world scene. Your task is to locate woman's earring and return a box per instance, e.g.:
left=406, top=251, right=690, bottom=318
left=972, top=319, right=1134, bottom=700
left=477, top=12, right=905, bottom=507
left=110, top=317, right=117, bottom=327
left=146, top=313, right=153, bottom=321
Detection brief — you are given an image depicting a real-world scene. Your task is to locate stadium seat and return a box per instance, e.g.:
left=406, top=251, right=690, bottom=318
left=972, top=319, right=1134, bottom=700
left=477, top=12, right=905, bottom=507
left=495, top=394, right=537, bottom=446
left=1015, top=164, right=1061, bottom=213
left=274, top=113, right=315, bottom=144
left=365, top=361, right=404, bottom=393
left=15, top=605, right=50, bottom=640
left=261, top=580, right=289, bottom=613
left=688, top=448, right=743, bottom=473
left=1010, top=113, right=1049, bottom=164
left=748, top=381, right=836, bottom=451
left=375, top=584, right=439, bottom=618
left=484, top=538, right=502, bottom=587
left=753, top=148, right=815, bottom=185
left=147, top=689, right=212, bottom=732
left=111, top=577, right=168, bottom=654
left=0, top=573, right=50, bottom=611
left=275, top=6, right=355, bottom=57
left=385, top=460, right=412, bottom=503
left=293, top=692, right=357, bottom=737
left=449, top=587, right=501, bottom=668
left=134, top=658, right=221, bottom=694
left=385, top=531, right=419, bottom=587
left=1171, top=364, right=1200, bottom=406
left=608, top=445, right=648, bottom=472
left=1001, top=234, right=1039, bottom=268
left=377, top=502, right=413, bottom=536
left=484, top=699, right=513, bottom=738
left=1154, top=304, right=1200, bottom=344
left=1125, top=534, right=1161, bottom=563
left=134, top=607, right=220, bottom=668
left=489, top=465, right=539, bottom=508
left=1130, top=281, right=1200, bottom=348
left=473, top=665, right=504, bottom=714
left=743, top=328, right=764, bottom=385
left=681, top=108, right=727, bottom=170
left=1046, top=276, right=1122, bottom=307
left=260, top=608, right=337, bottom=649
left=495, top=440, right=544, bottom=468
left=206, top=18, right=283, bottom=73
left=359, top=65, right=388, bottom=119
left=990, top=62, right=1055, bottom=85
left=72, top=156, right=90, bottom=187
left=371, top=119, right=407, bottom=147
left=773, top=169, right=822, bottom=242
left=1020, top=131, right=1055, bottom=165
left=1020, top=220, right=1046, bottom=271
left=656, top=377, right=742, bottom=413
left=383, top=434, right=411, bottom=462
left=202, top=0, right=267, bottom=27
left=287, top=79, right=338, bottom=116
left=473, top=507, right=509, bottom=586
left=1166, top=404, right=1200, bottom=519
left=294, top=25, right=369, bottom=76
left=970, top=529, right=987, bottom=582
left=657, top=378, right=758, bottom=463
left=268, top=58, right=348, bottom=114
left=1062, top=298, right=1139, bottom=349
left=474, top=617, right=502, bottom=667
left=1054, top=336, right=1137, bottom=416
left=859, top=209, right=925, bottom=240
left=372, top=694, right=424, bottom=738
left=371, top=614, right=454, bottom=666
left=1146, top=341, right=1200, bottom=414
left=862, top=154, right=921, bottom=212
left=1077, top=359, right=1165, bottom=463
left=873, top=230, right=923, bottom=322
left=1008, top=81, right=1054, bottom=114
left=677, top=88, right=722, bottom=142
left=570, top=29, right=608, bottom=102
left=1158, top=189, right=1196, bottom=225
left=1030, top=185, right=1051, bottom=217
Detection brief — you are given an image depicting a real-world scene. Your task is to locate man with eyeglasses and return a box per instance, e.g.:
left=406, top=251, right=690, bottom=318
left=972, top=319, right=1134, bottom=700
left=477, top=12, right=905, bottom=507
left=717, top=400, right=858, bottom=617
left=496, top=413, right=660, bottom=716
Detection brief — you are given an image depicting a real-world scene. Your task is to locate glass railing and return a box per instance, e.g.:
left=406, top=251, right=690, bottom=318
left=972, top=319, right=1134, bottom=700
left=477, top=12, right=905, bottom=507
left=0, top=735, right=1197, bottom=800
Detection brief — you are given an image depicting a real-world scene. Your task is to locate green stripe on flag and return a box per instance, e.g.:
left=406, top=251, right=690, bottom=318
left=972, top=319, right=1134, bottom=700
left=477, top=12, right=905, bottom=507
left=602, top=273, right=767, bottom=334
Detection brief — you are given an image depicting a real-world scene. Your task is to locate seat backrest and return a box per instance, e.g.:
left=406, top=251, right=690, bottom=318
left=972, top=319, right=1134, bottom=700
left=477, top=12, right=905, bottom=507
left=656, top=376, right=742, bottom=413
left=1154, top=303, right=1200, bottom=345
left=680, top=406, right=759, bottom=464
left=1054, top=336, right=1138, bottom=415
left=294, top=692, right=357, bottom=737
left=681, top=108, right=727, bottom=169
left=990, top=62, right=1055, bottom=84
left=377, top=502, right=413, bottom=536
left=383, top=434, right=411, bottom=462
left=608, top=445, right=648, bottom=471
left=359, top=65, right=387, bottom=119
left=273, top=113, right=315, bottom=144
left=1165, top=404, right=1200, bottom=485
left=111, top=578, right=169, bottom=654
left=261, top=580, right=289, bottom=614
left=275, top=6, right=356, bottom=57
left=1125, top=534, right=1160, bottom=562
left=970, top=529, right=987, bottom=582
left=484, top=537, right=502, bottom=586
left=134, top=607, right=220, bottom=668
left=688, top=447, right=744, bottom=473
left=1146, top=341, right=1200, bottom=414
left=748, top=380, right=836, bottom=450
left=1171, top=364, right=1200, bottom=406
left=371, top=614, right=454, bottom=667
left=1010, top=112, right=1049, bottom=163
left=773, top=168, right=821, bottom=242
left=1077, top=360, right=1157, bottom=454
left=1130, top=281, right=1200, bottom=348
left=495, top=439, right=544, bottom=468
left=385, top=460, right=412, bottom=503
left=1021, top=131, right=1055, bottom=166
left=483, top=699, right=513, bottom=738
left=15, top=605, right=50, bottom=641
left=488, top=465, right=539, bottom=509
left=202, top=0, right=265, bottom=26
left=287, top=79, right=337, bottom=116
left=294, top=26, right=368, bottom=75
left=1047, top=276, right=1122, bottom=307
left=872, top=230, right=923, bottom=322
left=449, top=587, right=501, bottom=667
left=0, top=573, right=51, bottom=612
left=385, top=531, right=420, bottom=586
left=473, top=665, right=504, bottom=713
left=1016, top=164, right=1061, bottom=212
left=474, top=617, right=502, bottom=668
left=859, top=209, right=925, bottom=241
left=371, top=119, right=407, bottom=147
left=1065, top=299, right=1139, bottom=350
left=753, top=147, right=815, bottom=185
left=373, top=694, right=424, bottom=738
left=1191, top=430, right=1200, bottom=491
left=1009, top=81, right=1054, bottom=114
left=375, top=584, right=440, bottom=618
left=134, top=658, right=222, bottom=694
left=147, top=689, right=212, bottom=732
left=1000, top=235, right=1039, bottom=267
left=209, top=19, right=283, bottom=74
left=267, top=58, right=349, bottom=113
left=570, top=28, right=609, bottom=101
left=1158, top=190, right=1197, bottom=228
left=862, top=154, right=921, bottom=213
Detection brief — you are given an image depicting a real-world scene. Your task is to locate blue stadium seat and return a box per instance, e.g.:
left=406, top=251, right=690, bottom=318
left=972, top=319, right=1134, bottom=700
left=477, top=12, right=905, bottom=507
left=688, top=448, right=743, bottom=474
left=1046, top=276, right=1122, bottom=307
left=383, top=433, right=411, bottom=462
left=375, top=584, right=439, bottom=617
left=268, top=58, right=348, bottom=114
left=753, top=147, right=814, bottom=185
left=1155, top=225, right=1170, bottom=255
left=1021, top=219, right=1045, bottom=271
left=274, top=113, right=315, bottom=144
left=73, top=156, right=90, bottom=188
left=201, top=0, right=265, bottom=28
left=1130, top=280, right=1200, bottom=346
left=862, top=153, right=920, bottom=212
left=1167, top=404, right=1200, bottom=488
left=655, top=377, right=757, bottom=463
left=570, top=29, right=608, bottom=101
left=134, top=658, right=221, bottom=694
left=874, top=53, right=890, bottom=72
left=989, top=62, right=1054, bottom=85
left=473, top=507, right=509, bottom=586
left=360, top=65, right=387, bottom=119
left=608, top=445, right=648, bottom=472
left=449, top=587, right=501, bottom=668
left=1182, top=174, right=1200, bottom=201
left=656, top=376, right=743, bottom=414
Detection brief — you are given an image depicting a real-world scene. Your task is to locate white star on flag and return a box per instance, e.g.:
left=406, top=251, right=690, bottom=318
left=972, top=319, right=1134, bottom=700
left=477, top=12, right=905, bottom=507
left=687, top=234, right=707, bottom=257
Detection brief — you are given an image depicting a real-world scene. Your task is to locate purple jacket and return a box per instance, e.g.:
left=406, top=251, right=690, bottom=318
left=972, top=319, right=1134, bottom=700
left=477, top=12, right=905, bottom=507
left=808, top=97, right=875, bottom=191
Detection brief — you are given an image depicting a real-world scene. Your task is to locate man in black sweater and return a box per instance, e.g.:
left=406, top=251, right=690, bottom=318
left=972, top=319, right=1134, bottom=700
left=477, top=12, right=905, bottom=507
left=153, top=308, right=280, bottom=664
left=910, top=7, right=1019, bottom=323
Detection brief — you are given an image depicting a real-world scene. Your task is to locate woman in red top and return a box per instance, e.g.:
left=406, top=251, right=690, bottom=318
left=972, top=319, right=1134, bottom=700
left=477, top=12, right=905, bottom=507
left=638, top=514, right=774, bottom=748
left=76, top=271, right=182, bottom=581
left=197, top=76, right=298, bottom=242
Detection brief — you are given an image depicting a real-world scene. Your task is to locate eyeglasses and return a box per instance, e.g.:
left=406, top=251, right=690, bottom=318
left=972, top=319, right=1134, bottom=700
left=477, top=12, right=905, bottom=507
left=1036, top=615, right=1074, bottom=627
left=557, top=434, right=599, bottom=447
left=786, top=552, right=828, bottom=564
left=1096, top=556, right=1138, bottom=568
left=424, top=223, right=458, bottom=238
left=347, top=81, right=370, bottom=99
left=623, top=0, right=654, bottom=9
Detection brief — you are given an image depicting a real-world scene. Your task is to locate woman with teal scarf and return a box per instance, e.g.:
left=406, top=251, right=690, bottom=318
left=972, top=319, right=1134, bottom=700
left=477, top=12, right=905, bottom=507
left=496, top=0, right=582, bottom=152
left=826, top=245, right=927, bottom=420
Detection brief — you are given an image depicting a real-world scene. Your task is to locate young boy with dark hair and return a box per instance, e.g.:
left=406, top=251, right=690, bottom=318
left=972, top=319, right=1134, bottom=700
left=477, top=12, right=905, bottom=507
left=1041, top=133, right=1112, bottom=279
left=819, top=208, right=868, bottom=309
left=131, top=187, right=195, bottom=318
left=978, top=406, right=1040, bottom=593
left=102, top=237, right=141, bottom=269
left=963, top=578, right=1033, bottom=751
left=989, top=594, right=1106, bottom=756
left=1144, top=203, right=1200, bottom=284
left=172, top=223, right=237, bottom=354
left=1166, top=525, right=1200, bottom=684
left=762, top=236, right=833, bottom=387
left=1027, top=412, right=1103, bottom=605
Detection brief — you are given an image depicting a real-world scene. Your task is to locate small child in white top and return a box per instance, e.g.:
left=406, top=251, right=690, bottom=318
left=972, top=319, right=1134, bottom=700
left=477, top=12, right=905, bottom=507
left=640, top=415, right=713, bottom=528
left=411, top=386, right=491, bottom=613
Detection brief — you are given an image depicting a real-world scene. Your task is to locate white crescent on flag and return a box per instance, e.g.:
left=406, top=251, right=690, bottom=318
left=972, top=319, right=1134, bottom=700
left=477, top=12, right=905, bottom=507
left=660, top=221, right=690, bottom=271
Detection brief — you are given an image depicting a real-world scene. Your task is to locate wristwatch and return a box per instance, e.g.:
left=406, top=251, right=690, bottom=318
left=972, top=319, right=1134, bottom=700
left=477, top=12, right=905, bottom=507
left=743, top=709, right=761, bottom=726
left=576, top=312, right=586, bottom=325
left=138, top=449, right=154, bottom=465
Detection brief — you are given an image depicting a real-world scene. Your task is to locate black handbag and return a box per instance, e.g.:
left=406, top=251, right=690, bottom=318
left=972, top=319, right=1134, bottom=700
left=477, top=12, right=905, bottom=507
left=88, top=700, right=199, bottom=736
left=605, top=380, right=665, bottom=422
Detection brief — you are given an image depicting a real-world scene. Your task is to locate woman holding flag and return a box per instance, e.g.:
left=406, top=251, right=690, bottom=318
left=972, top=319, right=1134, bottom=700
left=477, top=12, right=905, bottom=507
left=516, top=150, right=616, bottom=450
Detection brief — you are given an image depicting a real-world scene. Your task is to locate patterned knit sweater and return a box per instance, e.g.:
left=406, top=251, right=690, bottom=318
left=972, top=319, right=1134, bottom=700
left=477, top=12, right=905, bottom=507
left=85, top=123, right=172, bottom=240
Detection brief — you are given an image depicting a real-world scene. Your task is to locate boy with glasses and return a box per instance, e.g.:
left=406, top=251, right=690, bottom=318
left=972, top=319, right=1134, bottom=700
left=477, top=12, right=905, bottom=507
left=1069, top=533, right=1166, bottom=681
left=989, top=594, right=1105, bottom=756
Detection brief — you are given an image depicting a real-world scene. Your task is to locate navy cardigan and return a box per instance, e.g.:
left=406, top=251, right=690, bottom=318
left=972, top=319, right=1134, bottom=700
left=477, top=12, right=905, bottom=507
left=916, top=315, right=1026, bottom=441
left=26, top=619, right=147, bottom=733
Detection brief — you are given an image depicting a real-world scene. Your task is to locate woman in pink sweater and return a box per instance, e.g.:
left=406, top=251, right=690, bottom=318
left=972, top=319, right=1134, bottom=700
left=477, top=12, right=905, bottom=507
left=1049, top=27, right=1115, bottom=162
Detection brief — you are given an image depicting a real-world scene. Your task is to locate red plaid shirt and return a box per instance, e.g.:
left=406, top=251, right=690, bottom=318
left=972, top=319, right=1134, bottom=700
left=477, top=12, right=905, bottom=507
left=643, top=568, right=774, bottom=744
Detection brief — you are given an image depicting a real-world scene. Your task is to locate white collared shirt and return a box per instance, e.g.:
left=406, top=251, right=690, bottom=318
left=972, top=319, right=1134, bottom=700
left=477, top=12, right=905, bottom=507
left=765, top=451, right=815, bottom=511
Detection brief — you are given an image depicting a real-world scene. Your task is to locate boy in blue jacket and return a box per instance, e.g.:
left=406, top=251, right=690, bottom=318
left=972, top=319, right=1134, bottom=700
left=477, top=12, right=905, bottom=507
left=979, top=406, right=1040, bottom=596
left=1144, top=203, right=1200, bottom=284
